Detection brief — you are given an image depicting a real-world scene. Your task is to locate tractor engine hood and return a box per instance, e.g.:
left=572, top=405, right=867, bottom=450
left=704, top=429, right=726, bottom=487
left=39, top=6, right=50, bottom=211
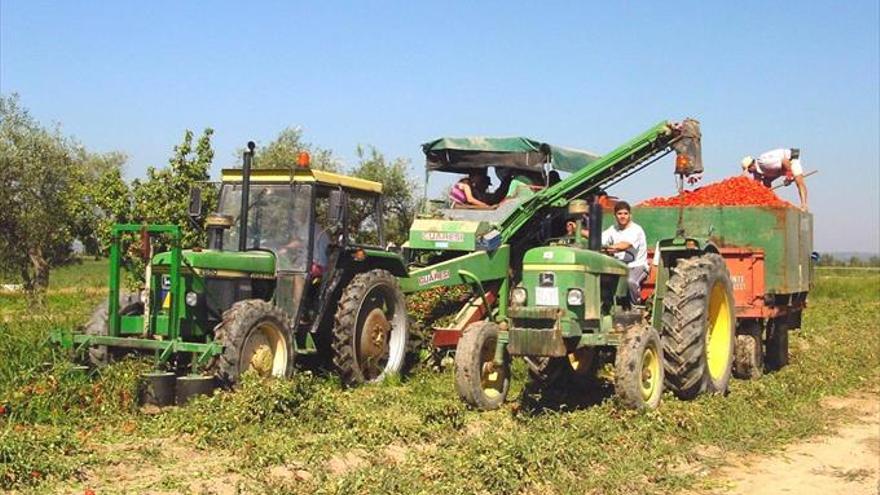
left=522, top=246, right=627, bottom=275
left=151, top=249, right=276, bottom=278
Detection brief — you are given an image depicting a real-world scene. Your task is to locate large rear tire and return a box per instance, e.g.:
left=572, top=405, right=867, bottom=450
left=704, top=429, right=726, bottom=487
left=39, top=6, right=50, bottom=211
left=661, top=253, right=736, bottom=400
left=83, top=292, right=143, bottom=367
left=332, top=269, right=409, bottom=386
left=454, top=321, right=509, bottom=411
left=614, top=324, right=664, bottom=410
left=210, top=300, right=295, bottom=386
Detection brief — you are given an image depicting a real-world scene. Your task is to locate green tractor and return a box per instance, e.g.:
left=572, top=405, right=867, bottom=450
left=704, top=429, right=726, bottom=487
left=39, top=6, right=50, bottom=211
left=53, top=144, right=410, bottom=400
left=454, top=199, right=736, bottom=410
left=398, top=119, right=735, bottom=410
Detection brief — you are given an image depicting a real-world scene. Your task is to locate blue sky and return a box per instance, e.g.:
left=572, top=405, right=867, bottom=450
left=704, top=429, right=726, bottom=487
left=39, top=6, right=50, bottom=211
left=2, top=1, right=878, bottom=252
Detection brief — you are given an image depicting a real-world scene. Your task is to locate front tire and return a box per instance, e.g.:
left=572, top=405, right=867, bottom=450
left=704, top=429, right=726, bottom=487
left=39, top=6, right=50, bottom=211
left=211, top=300, right=295, bottom=386
left=332, top=269, right=409, bottom=386
left=454, top=321, right=510, bottom=411
left=661, top=253, right=736, bottom=400
left=614, top=325, right=664, bottom=410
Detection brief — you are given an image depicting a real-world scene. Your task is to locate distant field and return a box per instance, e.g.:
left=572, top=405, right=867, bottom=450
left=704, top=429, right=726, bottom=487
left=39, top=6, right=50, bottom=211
left=0, top=261, right=877, bottom=494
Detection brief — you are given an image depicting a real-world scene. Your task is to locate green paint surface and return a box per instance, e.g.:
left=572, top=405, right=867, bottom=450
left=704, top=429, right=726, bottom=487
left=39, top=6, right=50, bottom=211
left=152, top=249, right=275, bottom=275
left=624, top=206, right=813, bottom=294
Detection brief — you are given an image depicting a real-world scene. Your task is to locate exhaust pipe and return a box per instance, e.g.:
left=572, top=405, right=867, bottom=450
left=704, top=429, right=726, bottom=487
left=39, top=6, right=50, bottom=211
left=238, top=141, right=256, bottom=252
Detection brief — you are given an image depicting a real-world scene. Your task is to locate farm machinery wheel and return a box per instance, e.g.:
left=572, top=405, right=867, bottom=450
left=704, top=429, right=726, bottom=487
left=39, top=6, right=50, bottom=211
left=614, top=324, right=664, bottom=410
left=210, top=299, right=295, bottom=386
left=83, top=292, right=144, bottom=367
left=733, top=320, right=764, bottom=379
left=765, top=317, right=790, bottom=371
left=527, top=347, right=599, bottom=388
left=661, top=253, right=736, bottom=400
left=454, top=321, right=510, bottom=410
left=332, top=269, right=409, bottom=386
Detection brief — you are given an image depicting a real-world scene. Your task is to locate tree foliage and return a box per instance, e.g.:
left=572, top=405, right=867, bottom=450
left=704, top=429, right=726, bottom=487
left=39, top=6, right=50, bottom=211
left=0, top=94, right=128, bottom=291
left=131, top=129, right=217, bottom=249
left=251, top=127, right=339, bottom=172
left=349, top=145, right=419, bottom=246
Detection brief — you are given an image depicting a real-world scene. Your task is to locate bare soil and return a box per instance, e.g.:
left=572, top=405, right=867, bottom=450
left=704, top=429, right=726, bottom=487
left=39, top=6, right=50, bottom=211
left=706, top=389, right=880, bottom=495
left=41, top=389, right=880, bottom=494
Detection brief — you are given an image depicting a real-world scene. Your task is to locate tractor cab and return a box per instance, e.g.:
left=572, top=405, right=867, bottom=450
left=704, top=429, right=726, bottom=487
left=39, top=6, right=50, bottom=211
left=209, top=164, right=386, bottom=329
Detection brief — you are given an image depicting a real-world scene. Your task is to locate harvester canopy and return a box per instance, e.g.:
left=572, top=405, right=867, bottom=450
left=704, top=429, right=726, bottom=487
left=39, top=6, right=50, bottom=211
left=422, top=137, right=600, bottom=174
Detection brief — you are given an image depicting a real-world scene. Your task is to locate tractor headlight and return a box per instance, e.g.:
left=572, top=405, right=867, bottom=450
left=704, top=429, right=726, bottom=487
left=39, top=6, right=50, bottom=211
left=185, top=291, right=199, bottom=307
left=511, top=287, right=527, bottom=305
left=567, top=289, right=584, bottom=306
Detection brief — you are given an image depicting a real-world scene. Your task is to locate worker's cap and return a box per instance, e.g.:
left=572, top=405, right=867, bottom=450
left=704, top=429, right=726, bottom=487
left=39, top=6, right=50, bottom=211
left=740, top=156, right=755, bottom=170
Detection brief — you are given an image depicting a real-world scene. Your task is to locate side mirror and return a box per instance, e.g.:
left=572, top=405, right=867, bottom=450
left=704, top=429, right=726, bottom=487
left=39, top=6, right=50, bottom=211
left=188, top=187, right=203, bottom=219
left=328, top=189, right=344, bottom=226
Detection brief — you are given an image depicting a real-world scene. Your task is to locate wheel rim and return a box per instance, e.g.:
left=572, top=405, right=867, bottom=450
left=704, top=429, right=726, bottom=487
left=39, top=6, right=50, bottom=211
left=356, top=284, right=405, bottom=381
left=568, top=348, right=594, bottom=376
left=360, top=308, right=390, bottom=365
left=706, top=281, right=733, bottom=381
left=640, top=345, right=661, bottom=401
left=479, top=336, right=505, bottom=398
left=240, top=321, right=288, bottom=378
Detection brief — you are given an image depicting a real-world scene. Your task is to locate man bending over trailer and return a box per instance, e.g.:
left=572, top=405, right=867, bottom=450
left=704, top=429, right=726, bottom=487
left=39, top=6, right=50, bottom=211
left=601, top=201, right=649, bottom=304
left=741, top=147, right=808, bottom=211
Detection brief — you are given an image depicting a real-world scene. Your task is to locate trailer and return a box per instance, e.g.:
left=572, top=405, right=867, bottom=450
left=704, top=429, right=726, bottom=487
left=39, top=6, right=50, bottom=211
left=633, top=205, right=813, bottom=377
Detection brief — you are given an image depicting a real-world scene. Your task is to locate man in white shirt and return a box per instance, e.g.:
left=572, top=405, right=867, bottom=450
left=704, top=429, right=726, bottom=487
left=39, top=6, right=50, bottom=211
left=601, top=201, right=649, bottom=304
left=741, top=148, right=808, bottom=210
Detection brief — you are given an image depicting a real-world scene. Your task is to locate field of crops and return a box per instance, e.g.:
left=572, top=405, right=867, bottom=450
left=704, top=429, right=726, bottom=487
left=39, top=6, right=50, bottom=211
left=0, top=260, right=877, bottom=495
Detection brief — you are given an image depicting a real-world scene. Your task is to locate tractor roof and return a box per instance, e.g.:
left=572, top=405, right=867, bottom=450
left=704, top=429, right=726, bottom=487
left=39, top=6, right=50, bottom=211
left=220, top=168, right=383, bottom=194
left=422, top=136, right=601, bottom=174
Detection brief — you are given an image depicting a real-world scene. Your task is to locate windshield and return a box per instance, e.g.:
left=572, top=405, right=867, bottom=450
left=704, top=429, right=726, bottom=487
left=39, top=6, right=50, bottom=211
left=218, top=183, right=313, bottom=271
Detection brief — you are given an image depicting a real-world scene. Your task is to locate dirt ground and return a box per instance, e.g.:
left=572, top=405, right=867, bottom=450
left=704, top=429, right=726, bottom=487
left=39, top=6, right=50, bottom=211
left=45, top=389, right=880, bottom=494
left=706, top=389, right=880, bottom=495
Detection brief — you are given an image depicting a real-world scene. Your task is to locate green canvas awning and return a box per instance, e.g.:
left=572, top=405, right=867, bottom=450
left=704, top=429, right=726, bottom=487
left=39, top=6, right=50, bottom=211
left=422, top=137, right=600, bottom=174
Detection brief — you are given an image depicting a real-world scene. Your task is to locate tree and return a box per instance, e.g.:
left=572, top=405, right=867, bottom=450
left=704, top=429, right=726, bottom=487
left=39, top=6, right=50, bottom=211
left=0, top=94, right=91, bottom=291
left=69, top=150, right=132, bottom=256
left=349, top=145, right=420, bottom=246
left=251, top=127, right=339, bottom=172
left=131, top=129, right=217, bottom=248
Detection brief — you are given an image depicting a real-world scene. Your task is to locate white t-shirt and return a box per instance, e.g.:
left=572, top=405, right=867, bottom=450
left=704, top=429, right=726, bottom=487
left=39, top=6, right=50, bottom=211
left=601, top=221, right=648, bottom=269
left=755, top=148, right=803, bottom=178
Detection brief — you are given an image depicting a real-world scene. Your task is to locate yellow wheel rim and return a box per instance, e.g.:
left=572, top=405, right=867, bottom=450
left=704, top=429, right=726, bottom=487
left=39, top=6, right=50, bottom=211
left=480, top=338, right=505, bottom=398
left=706, top=282, right=733, bottom=381
left=640, top=346, right=661, bottom=400
left=241, top=322, right=288, bottom=378
left=567, top=348, right=594, bottom=376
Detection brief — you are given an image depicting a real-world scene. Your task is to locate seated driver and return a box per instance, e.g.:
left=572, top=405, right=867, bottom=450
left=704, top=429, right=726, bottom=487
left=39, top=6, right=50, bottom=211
left=600, top=201, right=648, bottom=304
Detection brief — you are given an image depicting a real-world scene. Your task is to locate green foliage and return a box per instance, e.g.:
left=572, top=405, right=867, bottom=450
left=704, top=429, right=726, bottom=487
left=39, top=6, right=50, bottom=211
left=252, top=127, right=339, bottom=172
left=75, top=152, right=132, bottom=256
left=350, top=145, right=420, bottom=245
left=128, top=129, right=217, bottom=283
left=0, top=94, right=129, bottom=291
left=0, top=94, right=81, bottom=290
left=2, top=261, right=878, bottom=493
